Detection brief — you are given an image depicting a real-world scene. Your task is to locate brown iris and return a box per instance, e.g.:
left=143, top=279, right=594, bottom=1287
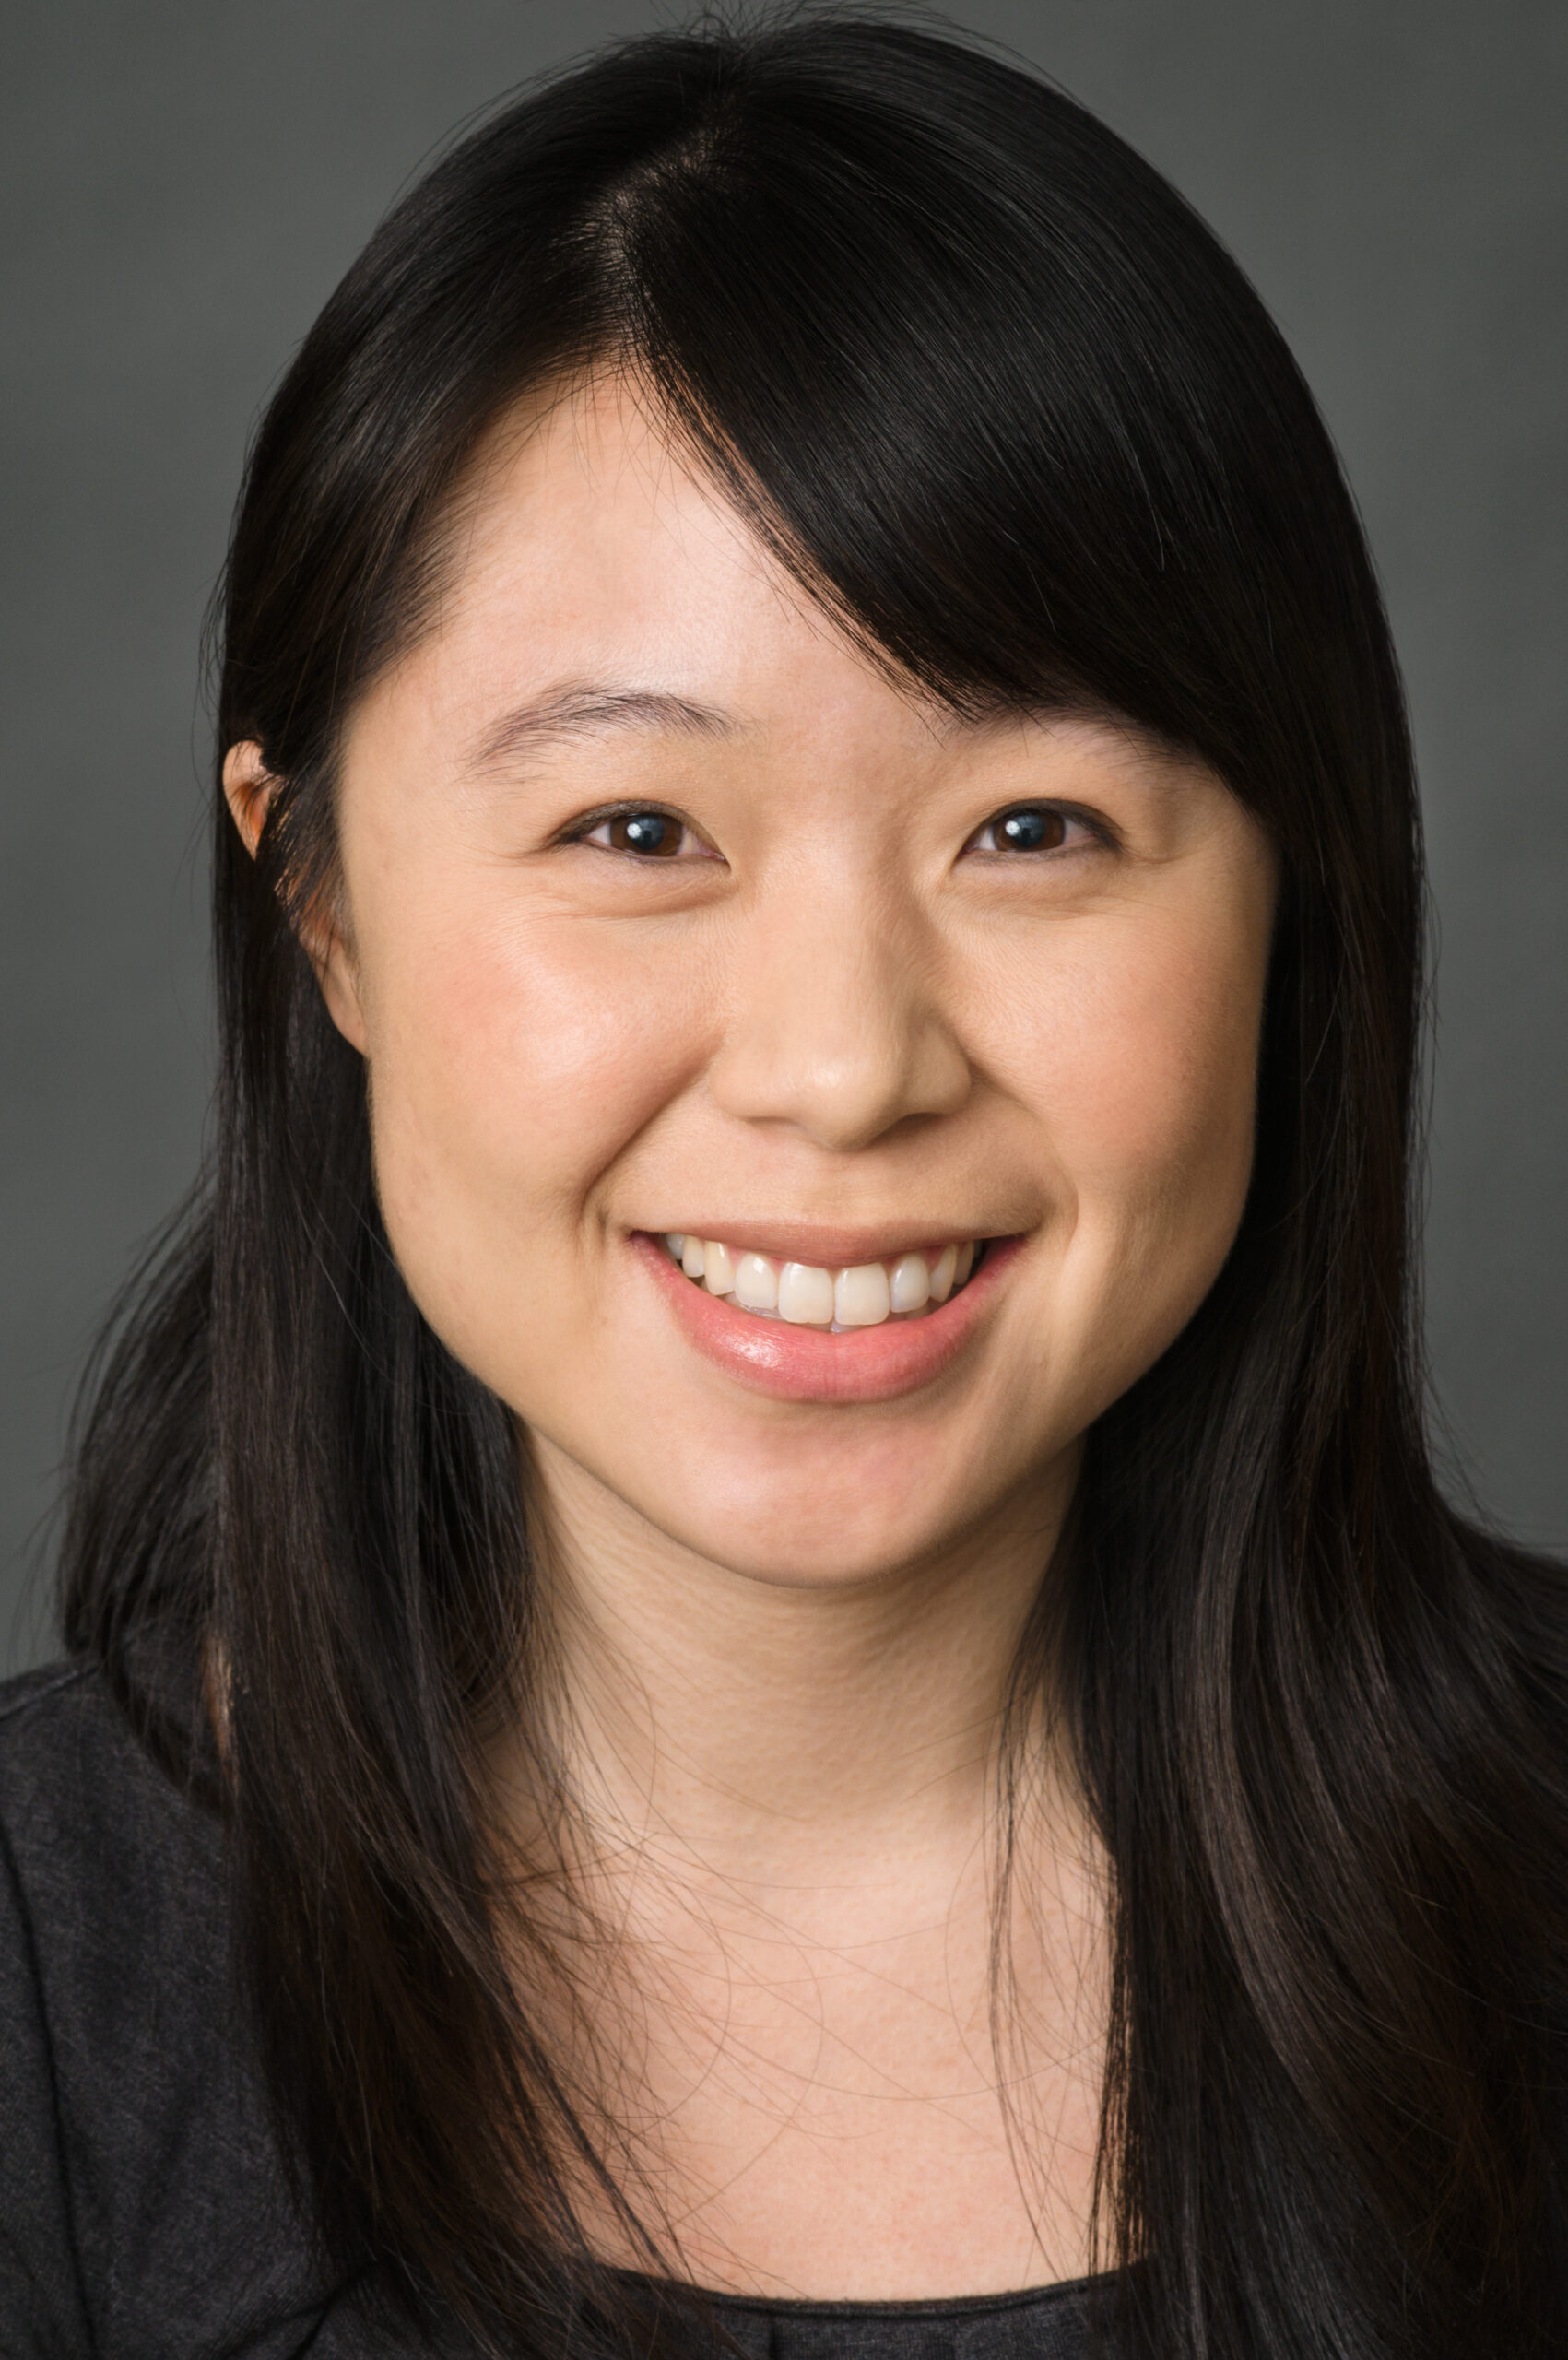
left=607, top=809, right=681, bottom=856
left=995, top=806, right=1066, bottom=851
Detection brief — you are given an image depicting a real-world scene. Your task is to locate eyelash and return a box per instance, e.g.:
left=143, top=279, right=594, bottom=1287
left=564, top=800, right=1111, bottom=861
left=964, top=804, right=1108, bottom=856
left=568, top=806, right=710, bottom=860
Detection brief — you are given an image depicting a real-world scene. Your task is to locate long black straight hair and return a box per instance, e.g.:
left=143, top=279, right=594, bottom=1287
left=62, top=13, right=1568, bottom=2356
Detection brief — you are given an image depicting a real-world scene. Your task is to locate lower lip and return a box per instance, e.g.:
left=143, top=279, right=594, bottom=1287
left=631, top=1233, right=1021, bottom=1404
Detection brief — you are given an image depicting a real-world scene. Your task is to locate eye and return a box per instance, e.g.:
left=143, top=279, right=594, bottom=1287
left=575, top=807, right=707, bottom=860
left=964, top=803, right=1099, bottom=856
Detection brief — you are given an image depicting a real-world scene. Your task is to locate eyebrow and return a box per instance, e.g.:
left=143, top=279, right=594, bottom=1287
left=467, top=682, right=738, bottom=773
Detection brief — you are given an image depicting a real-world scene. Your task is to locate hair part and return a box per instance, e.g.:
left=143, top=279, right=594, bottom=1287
left=64, top=12, right=1568, bottom=2356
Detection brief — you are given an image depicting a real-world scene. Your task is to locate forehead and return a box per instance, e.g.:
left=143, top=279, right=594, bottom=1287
left=355, top=371, right=1191, bottom=809
left=426, top=372, right=858, bottom=714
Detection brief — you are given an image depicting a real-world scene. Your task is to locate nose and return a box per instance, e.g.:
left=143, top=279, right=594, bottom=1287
left=705, top=871, right=971, bottom=1151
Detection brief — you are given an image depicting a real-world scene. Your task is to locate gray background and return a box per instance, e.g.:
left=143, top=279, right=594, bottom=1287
left=4, top=0, right=1564, bottom=1674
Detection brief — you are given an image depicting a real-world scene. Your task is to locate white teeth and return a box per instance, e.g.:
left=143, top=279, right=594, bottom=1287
left=732, top=1252, right=778, bottom=1312
left=889, top=1252, right=930, bottom=1314
left=834, top=1262, right=890, bottom=1327
left=778, top=1261, right=835, bottom=1325
left=665, top=1233, right=986, bottom=1330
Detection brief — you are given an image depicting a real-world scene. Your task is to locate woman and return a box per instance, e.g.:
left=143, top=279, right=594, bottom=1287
left=2, top=14, right=1562, bottom=2357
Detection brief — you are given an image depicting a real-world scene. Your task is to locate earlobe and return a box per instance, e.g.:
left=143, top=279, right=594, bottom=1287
left=220, top=740, right=371, bottom=1056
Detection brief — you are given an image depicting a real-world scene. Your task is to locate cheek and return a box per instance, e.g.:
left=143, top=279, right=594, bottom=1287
left=360, top=900, right=712, bottom=1294
left=993, top=914, right=1265, bottom=1267
left=1088, top=970, right=1255, bottom=1206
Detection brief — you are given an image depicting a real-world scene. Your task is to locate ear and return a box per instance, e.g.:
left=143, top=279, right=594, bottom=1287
left=222, top=740, right=371, bottom=1055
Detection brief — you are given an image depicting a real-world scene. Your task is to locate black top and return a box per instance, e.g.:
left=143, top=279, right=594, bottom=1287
left=0, top=1665, right=1099, bottom=2357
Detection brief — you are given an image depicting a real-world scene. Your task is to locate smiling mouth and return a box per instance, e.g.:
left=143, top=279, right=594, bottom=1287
left=662, top=1233, right=985, bottom=1331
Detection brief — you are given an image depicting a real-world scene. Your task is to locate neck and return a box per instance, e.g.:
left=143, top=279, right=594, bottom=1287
left=518, top=1434, right=1081, bottom=1894
left=492, top=1436, right=1106, bottom=2300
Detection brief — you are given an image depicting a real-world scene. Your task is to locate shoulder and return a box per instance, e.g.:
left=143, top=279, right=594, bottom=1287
left=0, top=1661, right=381, bottom=2357
left=0, top=1658, right=220, bottom=1927
left=0, top=1660, right=238, bottom=2129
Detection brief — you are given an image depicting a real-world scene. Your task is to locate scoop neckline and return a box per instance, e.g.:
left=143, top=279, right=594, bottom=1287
left=615, top=2270, right=1104, bottom=2320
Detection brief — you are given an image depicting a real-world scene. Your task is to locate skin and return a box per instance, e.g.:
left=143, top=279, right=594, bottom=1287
left=226, top=374, right=1277, bottom=2299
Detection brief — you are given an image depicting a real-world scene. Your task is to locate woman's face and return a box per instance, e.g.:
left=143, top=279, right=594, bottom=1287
left=251, top=378, right=1276, bottom=1589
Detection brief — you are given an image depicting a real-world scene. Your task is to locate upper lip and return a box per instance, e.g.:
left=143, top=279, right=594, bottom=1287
left=640, top=1222, right=996, bottom=1267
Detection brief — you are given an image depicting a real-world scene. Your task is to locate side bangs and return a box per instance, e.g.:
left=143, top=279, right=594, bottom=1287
left=599, top=28, right=1325, bottom=799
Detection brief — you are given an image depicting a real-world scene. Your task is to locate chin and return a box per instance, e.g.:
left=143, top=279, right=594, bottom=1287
left=648, top=1469, right=994, bottom=1592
